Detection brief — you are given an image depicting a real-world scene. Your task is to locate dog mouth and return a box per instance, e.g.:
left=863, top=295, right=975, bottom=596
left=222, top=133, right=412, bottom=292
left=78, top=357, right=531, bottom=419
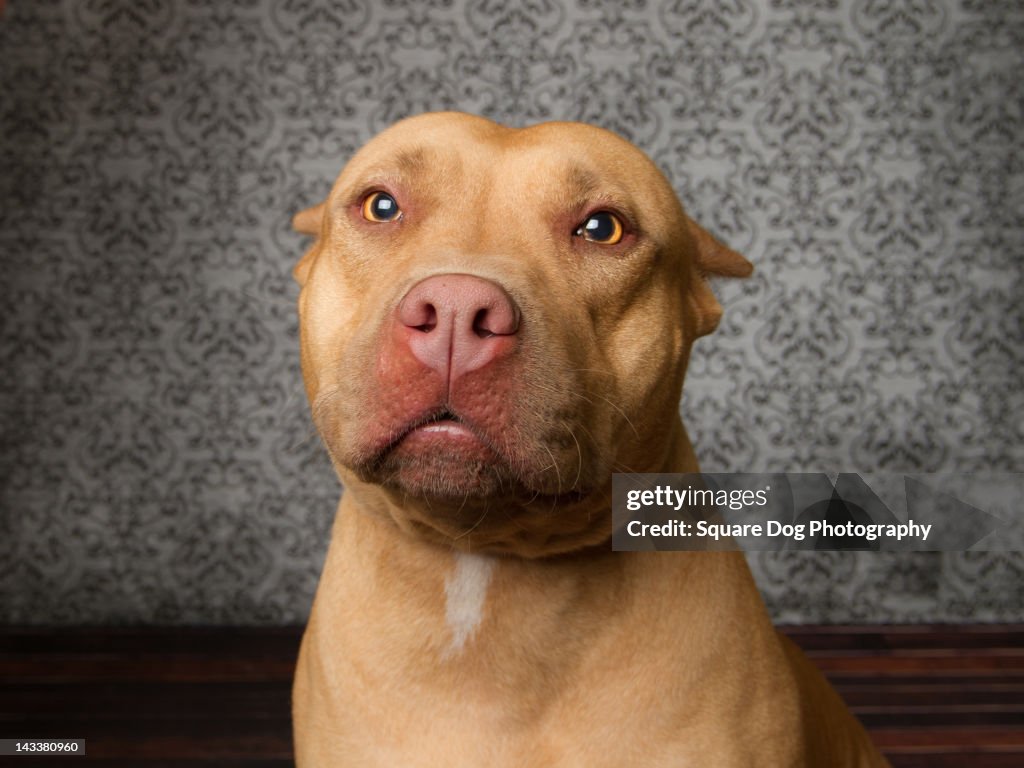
left=411, top=408, right=467, bottom=432
left=353, top=405, right=593, bottom=505
left=393, top=408, right=485, bottom=447
left=340, top=399, right=601, bottom=550
left=354, top=406, right=504, bottom=493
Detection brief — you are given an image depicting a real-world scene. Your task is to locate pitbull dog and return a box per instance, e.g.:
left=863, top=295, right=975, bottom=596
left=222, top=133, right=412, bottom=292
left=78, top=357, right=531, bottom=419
left=290, top=112, right=888, bottom=767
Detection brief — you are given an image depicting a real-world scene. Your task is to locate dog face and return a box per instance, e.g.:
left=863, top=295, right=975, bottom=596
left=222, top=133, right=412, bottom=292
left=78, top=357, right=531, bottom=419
left=293, top=112, right=750, bottom=555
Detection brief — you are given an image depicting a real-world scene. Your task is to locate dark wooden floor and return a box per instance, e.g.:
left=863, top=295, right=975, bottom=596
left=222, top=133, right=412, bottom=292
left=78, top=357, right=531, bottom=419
left=1, top=625, right=1022, bottom=766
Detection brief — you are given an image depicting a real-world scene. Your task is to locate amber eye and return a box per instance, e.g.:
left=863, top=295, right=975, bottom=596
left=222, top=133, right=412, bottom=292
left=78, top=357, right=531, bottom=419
left=361, top=191, right=401, bottom=222
left=575, top=211, right=623, bottom=244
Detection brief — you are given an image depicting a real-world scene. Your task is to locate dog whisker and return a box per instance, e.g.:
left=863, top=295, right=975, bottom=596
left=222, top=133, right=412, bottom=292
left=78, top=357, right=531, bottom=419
left=560, top=420, right=584, bottom=491
left=529, top=379, right=641, bottom=441
left=452, top=505, right=490, bottom=542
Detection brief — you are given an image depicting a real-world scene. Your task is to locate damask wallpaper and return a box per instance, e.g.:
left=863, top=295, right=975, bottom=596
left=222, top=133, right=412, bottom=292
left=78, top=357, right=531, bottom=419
left=0, top=0, right=1021, bottom=624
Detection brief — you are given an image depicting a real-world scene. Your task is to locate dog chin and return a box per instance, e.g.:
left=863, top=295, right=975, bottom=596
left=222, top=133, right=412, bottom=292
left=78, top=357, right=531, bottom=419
left=344, top=416, right=600, bottom=507
left=376, top=452, right=512, bottom=498
left=355, top=444, right=585, bottom=506
left=352, top=426, right=515, bottom=501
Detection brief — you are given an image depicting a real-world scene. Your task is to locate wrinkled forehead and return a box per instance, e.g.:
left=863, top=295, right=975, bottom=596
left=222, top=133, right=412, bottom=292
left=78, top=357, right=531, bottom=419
left=331, top=114, right=683, bottom=226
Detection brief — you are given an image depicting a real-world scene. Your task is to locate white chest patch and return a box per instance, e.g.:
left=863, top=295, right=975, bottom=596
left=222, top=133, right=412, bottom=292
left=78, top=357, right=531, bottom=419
left=443, top=552, right=494, bottom=657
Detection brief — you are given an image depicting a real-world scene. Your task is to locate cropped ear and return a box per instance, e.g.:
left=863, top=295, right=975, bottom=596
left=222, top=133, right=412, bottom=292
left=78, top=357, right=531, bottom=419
left=687, top=218, right=753, bottom=278
left=686, top=218, right=752, bottom=338
left=292, top=202, right=326, bottom=286
left=293, top=202, right=326, bottom=236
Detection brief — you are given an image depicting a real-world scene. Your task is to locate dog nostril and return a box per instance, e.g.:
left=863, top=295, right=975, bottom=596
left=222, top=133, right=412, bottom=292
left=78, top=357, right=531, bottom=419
left=415, top=304, right=437, bottom=333
left=473, top=304, right=519, bottom=338
left=473, top=308, right=495, bottom=338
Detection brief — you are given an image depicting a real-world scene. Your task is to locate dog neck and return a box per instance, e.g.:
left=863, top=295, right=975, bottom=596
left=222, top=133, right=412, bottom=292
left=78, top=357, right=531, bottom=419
left=303, top=419, right=761, bottom=698
left=301, top=490, right=772, bottom=756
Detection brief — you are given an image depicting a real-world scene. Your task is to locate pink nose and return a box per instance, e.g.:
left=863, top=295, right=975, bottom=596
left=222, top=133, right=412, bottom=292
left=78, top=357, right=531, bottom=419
left=396, top=274, right=520, bottom=383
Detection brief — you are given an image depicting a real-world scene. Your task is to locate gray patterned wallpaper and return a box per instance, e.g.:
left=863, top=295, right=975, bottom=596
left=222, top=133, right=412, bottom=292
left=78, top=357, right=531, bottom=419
left=1, top=0, right=1021, bottom=625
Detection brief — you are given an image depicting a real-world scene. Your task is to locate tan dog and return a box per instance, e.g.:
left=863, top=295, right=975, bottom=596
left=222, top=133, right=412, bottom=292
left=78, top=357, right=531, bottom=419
left=290, top=112, right=888, bottom=767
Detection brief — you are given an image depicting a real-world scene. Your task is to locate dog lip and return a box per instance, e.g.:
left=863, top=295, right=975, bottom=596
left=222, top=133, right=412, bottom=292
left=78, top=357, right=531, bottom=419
left=371, top=408, right=484, bottom=460
left=404, top=409, right=484, bottom=443
left=422, top=409, right=460, bottom=425
left=417, top=420, right=472, bottom=436
left=407, top=408, right=466, bottom=435
left=358, top=407, right=600, bottom=502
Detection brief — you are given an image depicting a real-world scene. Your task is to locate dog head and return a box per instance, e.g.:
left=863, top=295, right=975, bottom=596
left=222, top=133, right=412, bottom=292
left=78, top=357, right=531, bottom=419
left=293, top=112, right=751, bottom=556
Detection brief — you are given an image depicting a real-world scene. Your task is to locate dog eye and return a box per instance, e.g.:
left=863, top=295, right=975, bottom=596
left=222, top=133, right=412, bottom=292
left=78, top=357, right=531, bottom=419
left=361, top=191, right=401, bottom=222
left=575, top=211, right=623, bottom=244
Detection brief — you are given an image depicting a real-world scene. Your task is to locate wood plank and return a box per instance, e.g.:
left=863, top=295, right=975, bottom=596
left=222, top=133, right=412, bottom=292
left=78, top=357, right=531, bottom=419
left=0, top=627, right=303, bottom=657
left=781, top=624, right=1024, bottom=652
left=2, top=725, right=292, bottom=760
left=813, top=654, right=1024, bottom=675
left=0, top=681, right=291, bottom=719
left=2, top=625, right=1022, bottom=765
left=59, top=763, right=291, bottom=768
left=889, top=756, right=1024, bottom=768
left=837, top=682, right=1024, bottom=708
left=0, top=762, right=289, bottom=768
left=0, top=657, right=296, bottom=684
left=870, top=727, right=1024, bottom=749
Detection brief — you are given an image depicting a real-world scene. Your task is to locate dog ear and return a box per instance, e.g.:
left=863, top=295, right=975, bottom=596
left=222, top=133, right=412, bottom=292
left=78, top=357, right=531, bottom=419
left=292, top=202, right=326, bottom=285
left=686, top=218, right=752, bottom=338
left=687, top=218, right=753, bottom=278
left=293, top=202, right=326, bottom=236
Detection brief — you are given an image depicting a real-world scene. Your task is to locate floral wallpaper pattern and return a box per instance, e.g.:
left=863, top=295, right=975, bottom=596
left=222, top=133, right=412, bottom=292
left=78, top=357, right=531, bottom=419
left=1, top=0, right=1021, bottom=623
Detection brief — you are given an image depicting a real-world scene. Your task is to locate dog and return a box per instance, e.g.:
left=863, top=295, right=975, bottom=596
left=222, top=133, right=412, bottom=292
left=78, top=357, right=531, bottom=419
left=290, top=112, right=889, bottom=767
